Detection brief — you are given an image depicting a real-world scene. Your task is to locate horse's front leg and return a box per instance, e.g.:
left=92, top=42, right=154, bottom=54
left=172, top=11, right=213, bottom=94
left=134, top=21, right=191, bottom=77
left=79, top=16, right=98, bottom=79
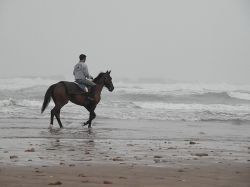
left=83, top=110, right=96, bottom=128
left=83, top=103, right=96, bottom=127
left=88, top=111, right=96, bottom=128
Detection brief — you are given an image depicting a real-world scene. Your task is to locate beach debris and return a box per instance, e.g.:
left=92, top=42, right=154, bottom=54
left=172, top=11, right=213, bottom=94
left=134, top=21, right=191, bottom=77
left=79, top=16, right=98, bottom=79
left=193, top=153, right=208, bottom=157
left=10, top=155, right=18, bottom=159
left=119, top=176, right=127, bottom=179
left=189, top=141, right=196, bottom=145
left=154, top=159, right=161, bottom=163
left=155, top=177, right=165, bottom=180
left=103, top=180, right=113, bottom=184
left=127, top=144, right=134, bottom=146
left=69, top=164, right=75, bottom=167
left=112, top=157, right=124, bottom=161
left=67, top=148, right=75, bottom=151
left=25, top=148, right=35, bottom=152
left=56, top=139, right=60, bottom=142
left=48, top=181, right=62, bottom=185
left=161, top=159, right=168, bottom=163
left=177, top=169, right=185, bottom=172
left=46, top=148, right=56, bottom=150
left=167, top=147, right=177, bottom=150
left=82, top=180, right=90, bottom=183
left=78, top=173, right=86, bottom=177
left=154, top=155, right=162, bottom=159
left=134, top=156, right=142, bottom=160
left=178, top=179, right=186, bottom=182
left=28, top=159, right=32, bottom=161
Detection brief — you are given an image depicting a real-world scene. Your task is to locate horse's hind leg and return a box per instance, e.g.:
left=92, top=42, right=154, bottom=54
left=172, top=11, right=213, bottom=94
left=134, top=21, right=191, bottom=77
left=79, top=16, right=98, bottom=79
left=55, top=109, right=63, bottom=128
left=51, top=106, right=63, bottom=128
left=50, top=108, right=55, bottom=125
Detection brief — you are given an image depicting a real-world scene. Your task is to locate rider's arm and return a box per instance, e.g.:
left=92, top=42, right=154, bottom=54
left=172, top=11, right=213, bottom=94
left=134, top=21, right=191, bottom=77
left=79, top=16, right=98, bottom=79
left=82, top=63, right=91, bottom=79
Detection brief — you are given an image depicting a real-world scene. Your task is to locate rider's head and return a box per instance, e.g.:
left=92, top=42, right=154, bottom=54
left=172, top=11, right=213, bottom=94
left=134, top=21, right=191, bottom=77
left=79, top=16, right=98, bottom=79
left=79, top=54, right=86, bottom=62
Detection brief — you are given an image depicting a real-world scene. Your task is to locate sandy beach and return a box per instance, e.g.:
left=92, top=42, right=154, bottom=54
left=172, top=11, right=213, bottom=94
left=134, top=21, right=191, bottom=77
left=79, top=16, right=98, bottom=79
left=1, top=163, right=249, bottom=187
left=0, top=118, right=249, bottom=186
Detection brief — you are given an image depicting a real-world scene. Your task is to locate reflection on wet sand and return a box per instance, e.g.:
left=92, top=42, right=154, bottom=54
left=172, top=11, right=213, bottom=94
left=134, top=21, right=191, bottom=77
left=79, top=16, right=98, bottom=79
left=0, top=118, right=249, bottom=167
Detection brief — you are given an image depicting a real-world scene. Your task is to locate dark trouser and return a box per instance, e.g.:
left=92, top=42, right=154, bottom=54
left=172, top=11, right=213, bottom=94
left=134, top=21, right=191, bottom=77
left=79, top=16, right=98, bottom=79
left=76, top=79, right=95, bottom=91
left=75, top=79, right=96, bottom=87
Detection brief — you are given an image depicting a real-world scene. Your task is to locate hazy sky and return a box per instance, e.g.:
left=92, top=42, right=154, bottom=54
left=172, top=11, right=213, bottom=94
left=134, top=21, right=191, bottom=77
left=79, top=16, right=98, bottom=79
left=0, top=0, right=249, bottom=83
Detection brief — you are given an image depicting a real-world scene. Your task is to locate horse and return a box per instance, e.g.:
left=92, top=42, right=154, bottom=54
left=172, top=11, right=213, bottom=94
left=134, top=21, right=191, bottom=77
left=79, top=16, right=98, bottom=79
left=41, top=70, right=114, bottom=128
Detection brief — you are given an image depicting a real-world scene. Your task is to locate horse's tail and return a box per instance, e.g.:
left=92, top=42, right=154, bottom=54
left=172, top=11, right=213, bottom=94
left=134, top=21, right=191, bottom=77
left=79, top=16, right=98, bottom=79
left=41, top=84, right=55, bottom=113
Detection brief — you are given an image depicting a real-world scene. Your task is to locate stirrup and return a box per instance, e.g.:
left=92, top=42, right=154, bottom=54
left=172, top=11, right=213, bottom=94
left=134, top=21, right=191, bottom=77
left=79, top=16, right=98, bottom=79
left=87, top=96, right=94, bottom=101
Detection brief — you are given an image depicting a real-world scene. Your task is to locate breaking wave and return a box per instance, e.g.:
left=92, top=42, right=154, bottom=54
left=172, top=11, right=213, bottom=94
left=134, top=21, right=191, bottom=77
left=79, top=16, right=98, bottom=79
left=0, top=77, right=250, bottom=122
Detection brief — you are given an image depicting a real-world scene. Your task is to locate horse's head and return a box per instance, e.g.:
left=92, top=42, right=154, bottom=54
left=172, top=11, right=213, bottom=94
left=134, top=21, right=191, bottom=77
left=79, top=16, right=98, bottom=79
left=103, top=70, right=114, bottom=92
left=94, top=71, right=114, bottom=92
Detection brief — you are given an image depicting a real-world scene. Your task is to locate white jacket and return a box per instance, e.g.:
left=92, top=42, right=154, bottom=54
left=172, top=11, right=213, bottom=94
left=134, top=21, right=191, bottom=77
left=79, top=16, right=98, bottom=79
left=73, top=61, right=91, bottom=80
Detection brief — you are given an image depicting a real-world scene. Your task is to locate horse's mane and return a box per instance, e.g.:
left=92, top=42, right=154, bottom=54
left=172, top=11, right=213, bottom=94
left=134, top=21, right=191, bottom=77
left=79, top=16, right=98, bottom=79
left=93, top=72, right=106, bottom=82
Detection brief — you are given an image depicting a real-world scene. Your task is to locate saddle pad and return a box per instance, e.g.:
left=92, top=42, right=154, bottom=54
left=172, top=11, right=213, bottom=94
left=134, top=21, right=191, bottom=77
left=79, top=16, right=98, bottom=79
left=73, top=81, right=86, bottom=91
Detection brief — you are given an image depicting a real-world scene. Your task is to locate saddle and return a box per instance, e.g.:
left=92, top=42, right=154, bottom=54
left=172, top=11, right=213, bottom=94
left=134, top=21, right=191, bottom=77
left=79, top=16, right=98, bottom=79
left=73, top=81, right=88, bottom=92
left=60, top=81, right=91, bottom=96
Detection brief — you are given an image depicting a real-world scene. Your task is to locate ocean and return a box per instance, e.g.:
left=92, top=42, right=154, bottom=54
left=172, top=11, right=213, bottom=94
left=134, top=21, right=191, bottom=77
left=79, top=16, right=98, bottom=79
left=0, top=77, right=249, bottom=168
left=0, top=77, right=250, bottom=122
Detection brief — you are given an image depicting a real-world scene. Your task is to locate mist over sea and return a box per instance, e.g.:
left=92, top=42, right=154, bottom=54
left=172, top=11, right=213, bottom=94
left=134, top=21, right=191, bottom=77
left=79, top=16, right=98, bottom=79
left=0, top=76, right=250, bottom=122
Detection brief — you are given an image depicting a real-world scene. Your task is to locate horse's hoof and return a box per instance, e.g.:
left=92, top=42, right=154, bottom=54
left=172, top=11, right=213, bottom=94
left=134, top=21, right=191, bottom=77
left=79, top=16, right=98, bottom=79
left=48, top=124, right=53, bottom=129
left=83, top=122, right=88, bottom=126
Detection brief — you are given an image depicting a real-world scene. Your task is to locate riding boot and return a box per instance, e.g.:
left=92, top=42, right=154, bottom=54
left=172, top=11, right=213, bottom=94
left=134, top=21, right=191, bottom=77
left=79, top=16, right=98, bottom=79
left=87, top=91, right=95, bottom=101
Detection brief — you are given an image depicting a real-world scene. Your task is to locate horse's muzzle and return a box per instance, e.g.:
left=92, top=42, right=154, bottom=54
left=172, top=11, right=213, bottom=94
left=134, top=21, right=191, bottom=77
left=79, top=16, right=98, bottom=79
left=108, top=86, right=114, bottom=92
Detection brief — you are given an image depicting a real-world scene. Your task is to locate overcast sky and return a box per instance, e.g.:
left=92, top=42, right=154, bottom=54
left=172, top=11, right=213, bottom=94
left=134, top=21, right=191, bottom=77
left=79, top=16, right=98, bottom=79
left=0, top=0, right=249, bottom=83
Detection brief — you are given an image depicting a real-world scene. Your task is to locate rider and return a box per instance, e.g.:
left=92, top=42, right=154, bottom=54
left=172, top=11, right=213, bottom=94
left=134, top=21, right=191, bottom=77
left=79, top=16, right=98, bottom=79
left=73, top=54, right=96, bottom=98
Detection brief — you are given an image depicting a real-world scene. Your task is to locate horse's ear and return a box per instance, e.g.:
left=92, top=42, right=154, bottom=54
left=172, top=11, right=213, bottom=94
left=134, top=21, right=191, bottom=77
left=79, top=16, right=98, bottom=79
left=108, top=70, right=111, bottom=74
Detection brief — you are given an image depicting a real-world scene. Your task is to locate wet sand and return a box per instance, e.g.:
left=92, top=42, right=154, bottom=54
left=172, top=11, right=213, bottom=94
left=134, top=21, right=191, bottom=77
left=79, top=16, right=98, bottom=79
left=0, top=118, right=250, bottom=186
left=1, top=163, right=250, bottom=187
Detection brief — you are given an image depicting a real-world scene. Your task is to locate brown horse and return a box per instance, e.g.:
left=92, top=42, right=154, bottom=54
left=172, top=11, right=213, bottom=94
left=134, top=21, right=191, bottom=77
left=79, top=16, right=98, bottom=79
left=41, top=71, right=114, bottom=128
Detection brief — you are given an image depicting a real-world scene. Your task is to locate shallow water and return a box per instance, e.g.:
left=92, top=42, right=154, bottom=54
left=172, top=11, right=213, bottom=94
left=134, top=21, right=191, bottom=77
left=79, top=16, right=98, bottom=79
left=0, top=118, right=249, bottom=167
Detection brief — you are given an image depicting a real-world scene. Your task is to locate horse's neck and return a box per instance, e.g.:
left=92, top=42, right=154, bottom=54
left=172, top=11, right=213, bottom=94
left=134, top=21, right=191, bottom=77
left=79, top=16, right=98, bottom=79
left=93, top=82, right=104, bottom=96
